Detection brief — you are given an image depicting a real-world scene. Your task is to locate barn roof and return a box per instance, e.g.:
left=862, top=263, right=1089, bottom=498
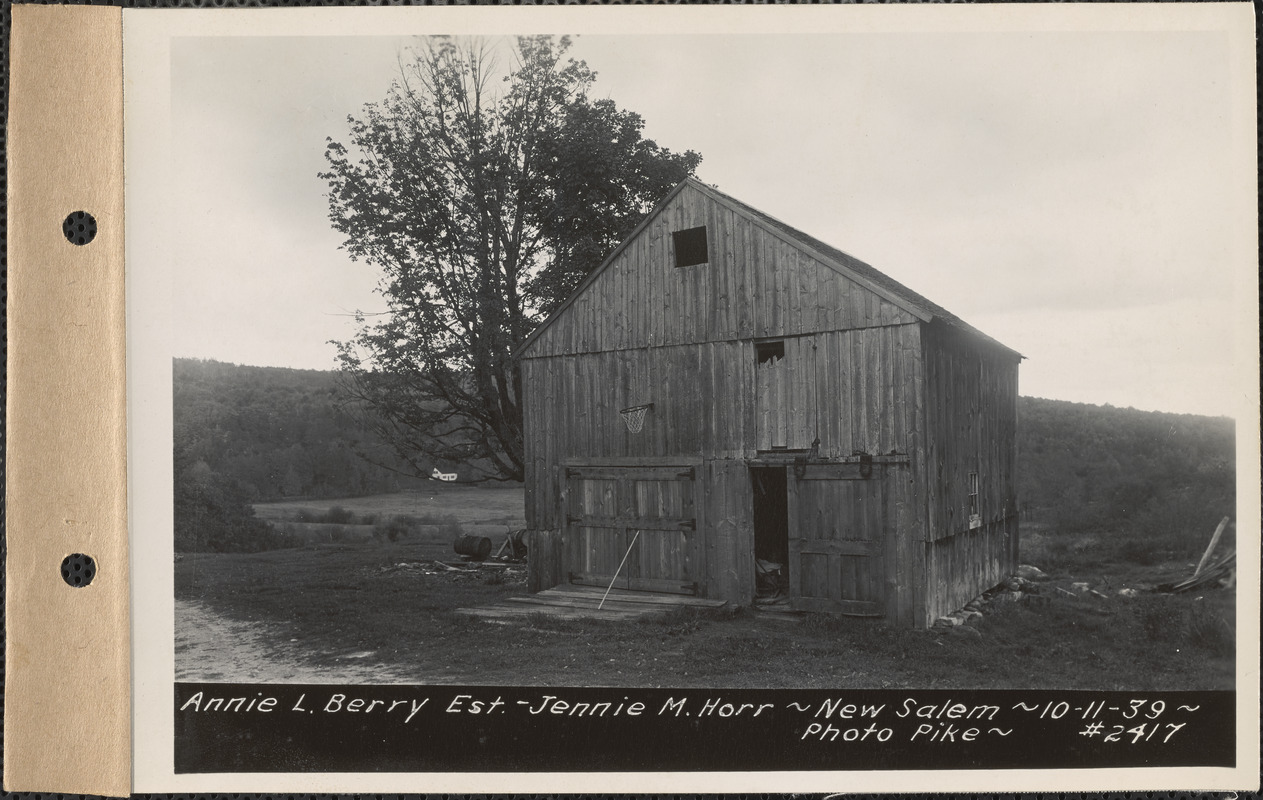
left=516, top=177, right=1022, bottom=360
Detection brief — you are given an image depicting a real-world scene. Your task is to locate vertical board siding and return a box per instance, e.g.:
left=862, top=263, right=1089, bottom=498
left=704, top=459, right=754, bottom=604
left=921, top=325, right=1021, bottom=624
left=526, top=528, right=563, bottom=592
left=924, top=516, right=1018, bottom=624
left=526, top=325, right=922, bottom=480
left=524, top=184, right=917, bottom=358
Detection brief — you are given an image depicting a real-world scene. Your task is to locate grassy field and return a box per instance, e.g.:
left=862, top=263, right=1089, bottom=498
left=175, top=486, right=1236, bottom=689
left=251, top=485, right=526, bottom=545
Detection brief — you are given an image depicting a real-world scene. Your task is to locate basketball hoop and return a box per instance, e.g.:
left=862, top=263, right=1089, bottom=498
left=619, top=403, right=654, bottom=433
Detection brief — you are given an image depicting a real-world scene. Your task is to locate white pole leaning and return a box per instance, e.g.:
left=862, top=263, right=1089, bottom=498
left=599, top=529, right=642, bottom=610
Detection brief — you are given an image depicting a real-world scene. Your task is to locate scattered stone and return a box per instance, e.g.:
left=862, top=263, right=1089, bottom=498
left=1070, top=581, right=1090, bottom=593
left=934, top=615, right=963, bottom=628
left=1118, top=588, right=1139, bottom=598
left=1016, top=564, right=1048, bottom=581
left=960, top=609, right=983, bottom=621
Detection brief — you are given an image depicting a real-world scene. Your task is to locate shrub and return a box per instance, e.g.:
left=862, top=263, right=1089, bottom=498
left=374, top=515, right=414, bottom=543
left=320, top=505, right=356, bottom=524
left=174, top=458, right=302, bottom=553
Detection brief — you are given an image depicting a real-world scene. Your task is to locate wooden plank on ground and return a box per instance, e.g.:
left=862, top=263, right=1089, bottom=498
left=567, top=573, right=698, bottom=595
left=456, top=605, right=643, bottom=621
left=544, top=585, right=727, bottom=608
left=506, top=595, right=668, bottom=615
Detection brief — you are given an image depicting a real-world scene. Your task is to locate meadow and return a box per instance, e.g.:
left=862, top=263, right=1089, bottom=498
left=175, top=483, right=1236, bottom=689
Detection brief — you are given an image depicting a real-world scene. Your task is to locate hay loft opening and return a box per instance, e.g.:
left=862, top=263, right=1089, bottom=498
left=672, top=225, right=709, bottom=267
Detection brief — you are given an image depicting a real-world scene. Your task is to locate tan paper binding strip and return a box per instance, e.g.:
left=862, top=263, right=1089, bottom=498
left=5, top=5, right=131, bottom=795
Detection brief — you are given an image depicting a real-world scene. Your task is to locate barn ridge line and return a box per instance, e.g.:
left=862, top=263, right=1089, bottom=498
left=515, top=177, right=1022, bottom=361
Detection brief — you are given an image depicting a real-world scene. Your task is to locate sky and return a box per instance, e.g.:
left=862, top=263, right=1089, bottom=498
left=165, top=19, right=1254, bottom=418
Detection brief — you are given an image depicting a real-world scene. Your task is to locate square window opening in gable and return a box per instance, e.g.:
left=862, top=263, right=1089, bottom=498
left=672, top=225, right=709, bottom=268
left=756, top=340, right=785, bottom=365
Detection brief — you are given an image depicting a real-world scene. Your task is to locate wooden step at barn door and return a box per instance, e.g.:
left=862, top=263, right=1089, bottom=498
left=563, top=464, right=700, bottom=595
left=787, top=463, right=887, bottom=616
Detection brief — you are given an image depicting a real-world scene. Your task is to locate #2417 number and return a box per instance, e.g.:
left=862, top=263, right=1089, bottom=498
left=1079, top=721, right=1186, bottom=743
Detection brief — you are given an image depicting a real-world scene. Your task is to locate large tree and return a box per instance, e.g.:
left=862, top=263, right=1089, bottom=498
left=322, top=36, right=700, bottom=482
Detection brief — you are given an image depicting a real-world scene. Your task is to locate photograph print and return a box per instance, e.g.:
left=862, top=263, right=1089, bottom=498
left=126, top=5, right=1256, bottom=788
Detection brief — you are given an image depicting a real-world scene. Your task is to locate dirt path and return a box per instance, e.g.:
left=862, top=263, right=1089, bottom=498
left=175, top=599, right=412, bottom=684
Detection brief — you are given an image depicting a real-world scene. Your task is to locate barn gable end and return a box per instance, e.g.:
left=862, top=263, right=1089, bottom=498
left=520, top=180, right=926, bottom=359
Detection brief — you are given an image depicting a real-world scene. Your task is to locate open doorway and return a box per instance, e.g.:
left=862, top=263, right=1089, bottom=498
left=751, top=466, right=789, bottom=599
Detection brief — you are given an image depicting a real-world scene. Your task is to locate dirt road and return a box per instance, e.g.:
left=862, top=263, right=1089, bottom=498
left=175, top=599, right=411, bottom=683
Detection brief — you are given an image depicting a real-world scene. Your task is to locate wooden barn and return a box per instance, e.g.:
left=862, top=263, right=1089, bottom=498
left=516, top=178, right=1021, bottom=628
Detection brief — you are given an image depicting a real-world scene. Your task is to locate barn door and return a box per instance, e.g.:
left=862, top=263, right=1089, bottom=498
left=787, top=464, right=886, bottom=616
left=563, top=465, right=699, bottom=595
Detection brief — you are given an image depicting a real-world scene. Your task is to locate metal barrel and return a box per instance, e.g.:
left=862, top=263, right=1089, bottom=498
left=453, top=534, right=492, bottom=560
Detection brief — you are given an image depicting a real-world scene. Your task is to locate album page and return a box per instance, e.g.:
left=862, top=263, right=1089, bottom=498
left=113, top=3, right=1259, bottom=794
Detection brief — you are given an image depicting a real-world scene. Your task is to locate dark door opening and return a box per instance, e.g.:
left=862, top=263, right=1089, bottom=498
left=751, top=466, right=789, bottom=598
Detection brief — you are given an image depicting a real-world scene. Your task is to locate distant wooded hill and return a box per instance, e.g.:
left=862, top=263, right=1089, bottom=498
left=174, top=358, right=432, bottom=503
left=174, top=358, right=1236, bottom=550
left=1017, top=396, right=1234, bottom=539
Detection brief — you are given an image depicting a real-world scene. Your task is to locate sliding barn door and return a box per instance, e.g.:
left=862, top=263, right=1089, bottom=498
left=563, top=465, right=700, bottom=595
left=787, top=464, right=887, bottom=616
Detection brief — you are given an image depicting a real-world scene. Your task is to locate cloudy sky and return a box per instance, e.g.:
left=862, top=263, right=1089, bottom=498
left=159, top=10, right=1254, bottom=418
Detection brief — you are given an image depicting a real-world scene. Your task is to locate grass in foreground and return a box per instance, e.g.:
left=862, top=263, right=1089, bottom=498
left=176, top=533, right=1235, bottom=690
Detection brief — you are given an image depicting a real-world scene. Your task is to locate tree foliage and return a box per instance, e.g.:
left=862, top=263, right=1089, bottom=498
left=321, top=36, right=700, bottom=482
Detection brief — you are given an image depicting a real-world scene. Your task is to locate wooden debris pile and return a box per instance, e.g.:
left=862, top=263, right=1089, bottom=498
left=1158, top=550, right=1236, bottom=593
left=1158, top=516, right=1236, bottom=594
left=376, top=559, right=524, bottom=578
